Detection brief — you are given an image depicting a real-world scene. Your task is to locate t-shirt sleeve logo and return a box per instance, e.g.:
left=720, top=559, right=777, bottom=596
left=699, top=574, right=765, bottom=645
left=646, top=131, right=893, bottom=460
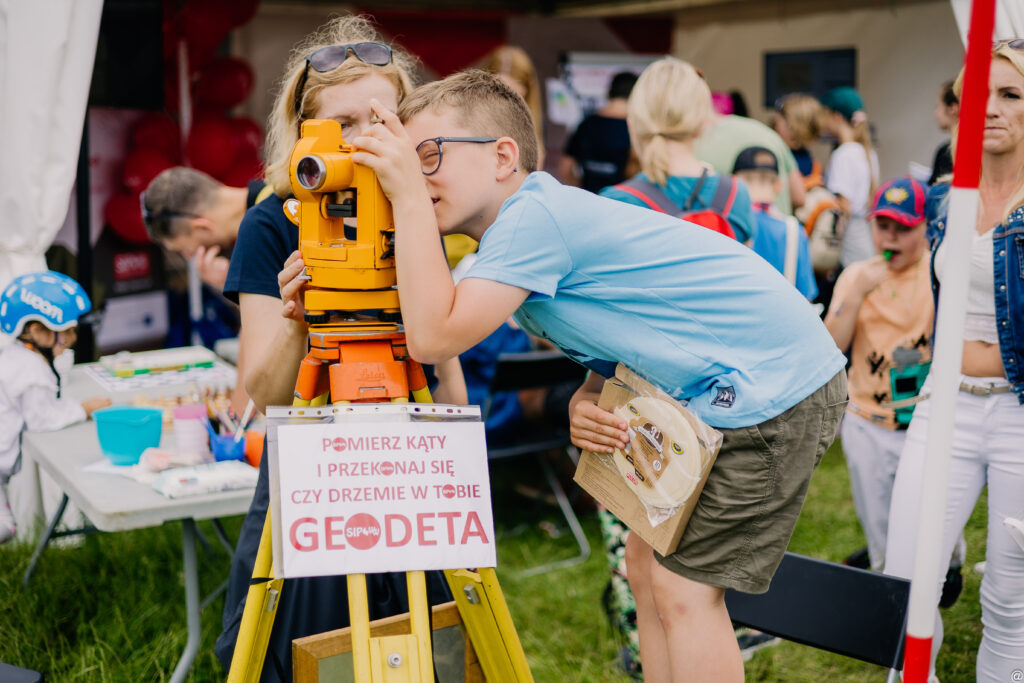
left=711, top=385, right=736, bottom=408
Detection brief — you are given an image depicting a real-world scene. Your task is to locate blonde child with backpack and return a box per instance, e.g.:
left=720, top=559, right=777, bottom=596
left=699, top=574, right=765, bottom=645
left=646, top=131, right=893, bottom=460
left=599, top=58, right=756, bottom=244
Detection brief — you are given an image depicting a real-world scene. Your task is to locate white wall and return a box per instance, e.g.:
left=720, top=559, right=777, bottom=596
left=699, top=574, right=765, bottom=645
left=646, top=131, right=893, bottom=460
left=673, top=0, right=964, bottom=181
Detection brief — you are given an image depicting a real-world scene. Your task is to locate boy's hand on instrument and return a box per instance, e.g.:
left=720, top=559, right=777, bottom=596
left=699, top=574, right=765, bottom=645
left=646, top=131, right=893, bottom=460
left=570, top=400, right=629, bottom=454
left=195, top=245, right=230, bottom=291
left=278, top=250, right=308, bottom=323
left=82, top=397, right=112, bottom=417
left=352, top=99, right=431, bottom=208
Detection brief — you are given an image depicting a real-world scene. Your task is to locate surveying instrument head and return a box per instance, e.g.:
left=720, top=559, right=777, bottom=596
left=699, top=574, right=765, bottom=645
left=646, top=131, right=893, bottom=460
left=288, top=118, right=400, bottom=327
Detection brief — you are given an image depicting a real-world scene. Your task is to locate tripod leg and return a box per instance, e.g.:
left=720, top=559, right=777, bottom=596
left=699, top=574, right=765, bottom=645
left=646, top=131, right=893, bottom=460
left=407, top=570, right=434, bottom=680
left=227, top=510, right=284, bottom=683
left=347, top=574, right=372, bottom=680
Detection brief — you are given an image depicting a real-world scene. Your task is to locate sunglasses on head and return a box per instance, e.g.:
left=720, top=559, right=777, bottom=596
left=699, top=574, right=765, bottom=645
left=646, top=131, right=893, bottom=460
left=293, top=42, right=394, bottom=119
left=995, top=38, right=1024, bottom=50
left=139, top=192, right=197, bottom=225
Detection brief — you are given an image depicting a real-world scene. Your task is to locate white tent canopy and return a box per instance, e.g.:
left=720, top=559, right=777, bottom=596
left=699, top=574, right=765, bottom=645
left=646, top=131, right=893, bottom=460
left=952, top=0, right=1024, bottom=42
left=0, top=0, right=103, bottom=301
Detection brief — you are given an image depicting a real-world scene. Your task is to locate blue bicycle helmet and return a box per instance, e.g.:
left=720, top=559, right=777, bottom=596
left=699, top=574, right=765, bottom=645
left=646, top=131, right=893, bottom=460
left=0, top=271, right=92, bottom=337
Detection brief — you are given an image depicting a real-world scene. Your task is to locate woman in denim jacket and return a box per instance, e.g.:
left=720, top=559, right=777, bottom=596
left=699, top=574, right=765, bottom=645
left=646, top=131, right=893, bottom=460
left=885, top=41, right=1024, bottom=683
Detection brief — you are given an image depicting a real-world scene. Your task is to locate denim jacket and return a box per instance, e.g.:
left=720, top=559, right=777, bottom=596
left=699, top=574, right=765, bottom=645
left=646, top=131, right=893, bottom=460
left=925, top=182, right=1024, bottom=404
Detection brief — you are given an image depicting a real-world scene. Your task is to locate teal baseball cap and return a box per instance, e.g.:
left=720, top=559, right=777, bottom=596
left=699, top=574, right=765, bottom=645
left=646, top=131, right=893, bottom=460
left=821, top=86, right=864, bottom=122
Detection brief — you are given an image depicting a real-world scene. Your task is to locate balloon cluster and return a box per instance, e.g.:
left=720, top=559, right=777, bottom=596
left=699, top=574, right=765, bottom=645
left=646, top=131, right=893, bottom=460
left=105, top=0, right=262, bottom=243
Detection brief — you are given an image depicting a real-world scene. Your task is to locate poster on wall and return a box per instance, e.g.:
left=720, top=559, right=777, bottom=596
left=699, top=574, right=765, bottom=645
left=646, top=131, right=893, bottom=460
left=549, top=51, right=659, bottom=131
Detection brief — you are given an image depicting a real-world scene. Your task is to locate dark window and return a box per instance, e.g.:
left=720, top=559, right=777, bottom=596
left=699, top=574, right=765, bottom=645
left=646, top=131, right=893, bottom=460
left=764, top=48, right=856, bottom=108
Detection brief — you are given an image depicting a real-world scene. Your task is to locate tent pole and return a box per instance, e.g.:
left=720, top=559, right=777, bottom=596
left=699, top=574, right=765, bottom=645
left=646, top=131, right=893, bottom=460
left=75, top=109, right=96, bottom=362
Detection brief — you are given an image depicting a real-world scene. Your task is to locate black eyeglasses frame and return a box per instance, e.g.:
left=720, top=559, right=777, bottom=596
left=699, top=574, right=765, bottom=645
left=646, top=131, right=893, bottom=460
left=139, top=192, right=198, bottom=226
left=415, top=137, right=499, bottom=176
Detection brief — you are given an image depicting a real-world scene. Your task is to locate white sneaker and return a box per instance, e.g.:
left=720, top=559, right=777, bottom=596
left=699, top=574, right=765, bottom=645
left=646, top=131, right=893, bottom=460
left=974, top=561, right=986, bottom=575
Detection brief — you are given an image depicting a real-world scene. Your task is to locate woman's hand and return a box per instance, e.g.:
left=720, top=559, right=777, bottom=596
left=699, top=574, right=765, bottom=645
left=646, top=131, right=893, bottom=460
left=278, top=250, right=308, bottom=323
left=570, top=399, right=629, bottom=454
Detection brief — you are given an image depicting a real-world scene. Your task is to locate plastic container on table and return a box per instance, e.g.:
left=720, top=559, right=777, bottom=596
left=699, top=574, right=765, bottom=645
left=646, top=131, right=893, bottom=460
left=94, top=406, right=164, bottom=466
left=173, top=403, right=212, bottom=462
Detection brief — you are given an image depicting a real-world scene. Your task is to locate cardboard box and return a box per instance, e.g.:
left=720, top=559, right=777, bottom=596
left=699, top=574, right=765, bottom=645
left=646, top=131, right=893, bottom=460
left=573, top=365, right=718, bottom=557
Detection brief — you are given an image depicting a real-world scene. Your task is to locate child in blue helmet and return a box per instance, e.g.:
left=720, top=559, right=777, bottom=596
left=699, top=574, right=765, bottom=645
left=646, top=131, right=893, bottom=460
left=0, top=271, right=110, bottom=544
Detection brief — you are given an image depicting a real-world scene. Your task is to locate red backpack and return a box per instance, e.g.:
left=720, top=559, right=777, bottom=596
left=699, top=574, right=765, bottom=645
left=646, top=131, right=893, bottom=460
left=611, top=169, right=739, bottom=240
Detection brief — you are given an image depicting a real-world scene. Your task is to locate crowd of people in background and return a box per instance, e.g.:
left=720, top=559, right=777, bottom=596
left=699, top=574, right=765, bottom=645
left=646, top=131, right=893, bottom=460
left=3, top=13, right=1021, bottom=683
left=134, top=25, right=1024, bottom=683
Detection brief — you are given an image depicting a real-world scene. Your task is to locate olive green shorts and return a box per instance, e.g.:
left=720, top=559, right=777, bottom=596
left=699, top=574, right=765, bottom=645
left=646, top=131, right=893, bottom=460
left=655, top=370, right=848, bottom=594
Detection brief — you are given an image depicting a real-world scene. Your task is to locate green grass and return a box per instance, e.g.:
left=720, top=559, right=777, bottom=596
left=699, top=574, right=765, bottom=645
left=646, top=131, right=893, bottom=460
left=0, top=441, right=987, bottom=681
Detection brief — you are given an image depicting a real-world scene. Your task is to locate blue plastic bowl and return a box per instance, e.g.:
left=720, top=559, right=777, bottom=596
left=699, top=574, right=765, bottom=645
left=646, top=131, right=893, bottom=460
left=94, top=406, right=164, bottom=466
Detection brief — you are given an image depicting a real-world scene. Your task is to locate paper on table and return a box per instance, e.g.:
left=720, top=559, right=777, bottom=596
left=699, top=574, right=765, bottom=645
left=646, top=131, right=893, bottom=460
left=82, top=459, right=160, bottom=485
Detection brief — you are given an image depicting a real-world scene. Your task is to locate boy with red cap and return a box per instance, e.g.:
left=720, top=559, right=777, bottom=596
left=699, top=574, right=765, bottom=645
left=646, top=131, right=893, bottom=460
left=824, top=177, right=937, bottom=571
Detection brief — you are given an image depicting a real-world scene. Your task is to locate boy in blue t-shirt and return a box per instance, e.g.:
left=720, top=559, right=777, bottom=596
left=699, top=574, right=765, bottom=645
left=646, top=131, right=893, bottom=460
left=732, top=146, right=818, bottom=300
left=314, top=70, right=846, bottom=680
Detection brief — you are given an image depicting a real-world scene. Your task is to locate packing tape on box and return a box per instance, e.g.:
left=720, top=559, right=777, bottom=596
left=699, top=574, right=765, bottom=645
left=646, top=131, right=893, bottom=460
left=611, top=395, right=705, bottom=508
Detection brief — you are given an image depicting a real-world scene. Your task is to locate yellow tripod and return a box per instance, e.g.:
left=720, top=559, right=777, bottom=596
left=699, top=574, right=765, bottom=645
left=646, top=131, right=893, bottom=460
left=227, top=119, right=532, bottom=682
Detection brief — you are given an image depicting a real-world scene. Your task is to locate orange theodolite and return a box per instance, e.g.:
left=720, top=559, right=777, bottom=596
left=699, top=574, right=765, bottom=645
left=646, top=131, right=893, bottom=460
left=229, top=119, right=532, bottom=683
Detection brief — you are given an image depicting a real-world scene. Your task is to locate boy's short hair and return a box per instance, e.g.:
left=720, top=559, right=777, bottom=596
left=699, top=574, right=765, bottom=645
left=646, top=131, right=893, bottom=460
left=141, top=167, right=222, bottom=241
left=397, top=70, right=538, bottom=174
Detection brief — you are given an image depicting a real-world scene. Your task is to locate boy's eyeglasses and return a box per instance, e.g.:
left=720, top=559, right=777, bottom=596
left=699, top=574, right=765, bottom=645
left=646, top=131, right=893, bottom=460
left=139, top=192, right=198, bottom=225
left=416, top=137, right=498, bottom=176
left=293, top=42, right=394, bottom=118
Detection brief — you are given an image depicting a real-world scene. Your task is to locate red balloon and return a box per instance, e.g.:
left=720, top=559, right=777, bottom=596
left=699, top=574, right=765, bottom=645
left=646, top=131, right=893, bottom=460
left=230, top=116, right=262, bottom=151
left=229, top=0, right=259, bottom=28
left=130, top=114, right=181, bottom=162
left=181, top=1, right=230, bottom=71
left=105, top=192, right=150, bottom=244
left=186, top=114, right=239, bottom=177
left=219, top=146, right=263, bottom=187
left=123, top=147, right=175, bottom=193
left=195, top=57, right=255, bottom=110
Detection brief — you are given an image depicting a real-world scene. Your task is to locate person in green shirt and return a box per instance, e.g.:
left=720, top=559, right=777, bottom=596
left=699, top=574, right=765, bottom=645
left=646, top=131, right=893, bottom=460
left=696, top=112, right=805, bottom=215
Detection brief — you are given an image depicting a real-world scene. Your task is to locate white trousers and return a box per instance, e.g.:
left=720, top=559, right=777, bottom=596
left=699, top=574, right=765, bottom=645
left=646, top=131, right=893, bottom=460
left=841, top=412, right=907, bottom=570
left=885, top=376, right=1024, bottom=682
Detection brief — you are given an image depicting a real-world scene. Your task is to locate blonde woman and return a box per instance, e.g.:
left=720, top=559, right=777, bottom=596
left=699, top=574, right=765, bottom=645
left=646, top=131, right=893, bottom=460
left=773, top=93, right=823, bottom=189
left=600, top=56, right=756, bottom=243
left=479, top=45, right=545, bottom=168
left=217, top=15, right=462, bottom=677
left=820, top=86, right=880, bottom=267
left=885, top=41, right=1024, bottom=683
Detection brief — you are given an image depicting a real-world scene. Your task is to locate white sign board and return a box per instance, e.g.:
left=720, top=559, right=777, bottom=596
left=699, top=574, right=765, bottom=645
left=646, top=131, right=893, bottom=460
left=271, top=420, right=494, bottom=578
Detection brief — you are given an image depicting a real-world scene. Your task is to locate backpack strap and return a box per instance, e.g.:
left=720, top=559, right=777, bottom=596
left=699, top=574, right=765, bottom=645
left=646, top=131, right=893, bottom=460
left=681, top=168, right=710, bottom=211
left=783, top=216, right=800, bottom=285
left=707, top=173, right=738, bottom=217
left=611, top=176, right=681, bottom=215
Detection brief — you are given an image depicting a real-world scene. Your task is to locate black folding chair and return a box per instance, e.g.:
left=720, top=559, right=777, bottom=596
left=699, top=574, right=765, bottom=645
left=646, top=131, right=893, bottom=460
left=725, top=552, right=909, bottom=678
left=483, top=350, right=590, bottom=576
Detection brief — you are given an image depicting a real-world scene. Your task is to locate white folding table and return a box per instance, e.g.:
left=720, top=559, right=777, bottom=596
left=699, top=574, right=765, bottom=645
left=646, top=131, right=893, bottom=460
left=19, top=358, right=255, bottom=683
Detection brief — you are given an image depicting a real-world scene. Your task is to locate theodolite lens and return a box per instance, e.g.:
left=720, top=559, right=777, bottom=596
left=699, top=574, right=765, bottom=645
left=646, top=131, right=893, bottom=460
left=296, top=155, right=327, bottom=190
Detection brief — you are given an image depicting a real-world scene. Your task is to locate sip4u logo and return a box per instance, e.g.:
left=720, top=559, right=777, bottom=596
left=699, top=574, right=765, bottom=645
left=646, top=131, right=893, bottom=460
left=327, top=437, right=347, bottom=452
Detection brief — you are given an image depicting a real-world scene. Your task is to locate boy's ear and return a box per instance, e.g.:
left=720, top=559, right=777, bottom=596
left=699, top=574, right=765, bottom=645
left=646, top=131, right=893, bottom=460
left=494, top=137, right=520, bottom=181
left=189, top=216, right=216, bottom=240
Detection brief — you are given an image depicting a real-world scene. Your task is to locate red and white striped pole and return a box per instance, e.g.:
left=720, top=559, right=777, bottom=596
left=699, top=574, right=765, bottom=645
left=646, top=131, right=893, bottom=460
left=901, top=0, right=995, bottom=680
